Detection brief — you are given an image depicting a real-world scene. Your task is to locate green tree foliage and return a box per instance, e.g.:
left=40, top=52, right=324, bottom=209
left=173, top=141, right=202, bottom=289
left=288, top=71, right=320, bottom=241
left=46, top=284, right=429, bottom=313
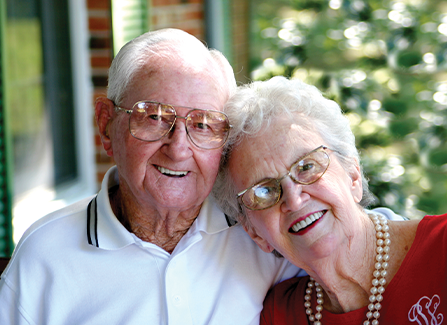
left=250, top=0, right=447, bottom=218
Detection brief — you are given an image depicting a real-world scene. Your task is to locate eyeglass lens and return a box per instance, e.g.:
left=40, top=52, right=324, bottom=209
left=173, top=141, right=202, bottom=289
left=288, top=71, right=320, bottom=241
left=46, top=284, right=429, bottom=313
left=128, top=102, right=230, bottom=149
left=241, top=149, right=330, bottom=210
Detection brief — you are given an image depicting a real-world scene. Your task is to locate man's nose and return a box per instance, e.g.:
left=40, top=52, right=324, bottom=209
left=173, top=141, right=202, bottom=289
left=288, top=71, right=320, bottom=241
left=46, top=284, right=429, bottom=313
left=161, top=119, right=193, bottom=160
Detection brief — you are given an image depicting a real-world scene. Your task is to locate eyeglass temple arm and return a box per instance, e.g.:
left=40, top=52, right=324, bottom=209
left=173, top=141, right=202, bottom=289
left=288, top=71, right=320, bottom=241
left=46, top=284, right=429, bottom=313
left=115, top=106, right=133, bottom=114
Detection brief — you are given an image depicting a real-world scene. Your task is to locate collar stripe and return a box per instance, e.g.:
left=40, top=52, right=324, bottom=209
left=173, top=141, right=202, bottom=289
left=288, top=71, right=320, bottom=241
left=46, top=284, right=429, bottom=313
left=225, top=214, right=238, bottom=227
left=87, top=196, right=99, bottom=247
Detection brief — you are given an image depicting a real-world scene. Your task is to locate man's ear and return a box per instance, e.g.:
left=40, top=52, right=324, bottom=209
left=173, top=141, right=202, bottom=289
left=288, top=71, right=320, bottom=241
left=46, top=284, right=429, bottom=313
left=350, top=158, right=363, bottom=203
left=242, top=222, right=274, bottom=254
left=95, top=97, right=115, bottom=157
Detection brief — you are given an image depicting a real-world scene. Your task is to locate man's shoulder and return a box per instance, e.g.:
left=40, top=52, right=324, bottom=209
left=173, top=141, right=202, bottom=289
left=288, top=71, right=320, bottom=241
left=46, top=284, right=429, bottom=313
left=15, top=196, right=94, bottom=249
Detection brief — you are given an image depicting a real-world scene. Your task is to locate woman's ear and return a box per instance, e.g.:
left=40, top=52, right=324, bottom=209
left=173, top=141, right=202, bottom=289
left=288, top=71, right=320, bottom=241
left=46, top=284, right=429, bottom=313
left=95, top=97, right=115, bottom=157
left=242, top=222, right=275, bottom=254
left=349, top=158, right=363, bottom=203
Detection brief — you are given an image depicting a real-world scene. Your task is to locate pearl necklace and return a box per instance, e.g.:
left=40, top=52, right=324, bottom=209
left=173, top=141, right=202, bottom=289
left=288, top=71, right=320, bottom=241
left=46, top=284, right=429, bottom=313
left=304, top=213, right=391, bottom=325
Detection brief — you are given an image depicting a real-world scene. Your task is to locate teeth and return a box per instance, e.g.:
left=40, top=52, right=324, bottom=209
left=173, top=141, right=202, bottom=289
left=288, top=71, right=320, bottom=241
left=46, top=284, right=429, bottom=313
left=157, top=166, right=188, bottom=176
left=291, top=211, right=324, bottom=233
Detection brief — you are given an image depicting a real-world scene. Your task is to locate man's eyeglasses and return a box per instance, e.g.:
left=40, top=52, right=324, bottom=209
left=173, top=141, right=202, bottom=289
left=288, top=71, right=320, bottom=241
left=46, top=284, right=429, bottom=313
left=237, top=145, right=334, bottom=211
left=115, top=101, right=232, bottom=150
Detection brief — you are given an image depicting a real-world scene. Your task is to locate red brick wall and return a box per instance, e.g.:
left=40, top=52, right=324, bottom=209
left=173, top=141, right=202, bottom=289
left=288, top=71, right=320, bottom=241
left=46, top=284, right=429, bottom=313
left=87, top=0, right=206, bottom=186
left=87, top=0, right=114, bottom=184
left=151, top=0, right=205, bottom=39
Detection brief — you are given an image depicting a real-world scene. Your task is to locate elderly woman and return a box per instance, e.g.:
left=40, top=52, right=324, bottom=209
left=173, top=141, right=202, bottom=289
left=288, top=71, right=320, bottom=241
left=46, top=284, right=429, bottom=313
left=215, top=76, right=447, bottom=324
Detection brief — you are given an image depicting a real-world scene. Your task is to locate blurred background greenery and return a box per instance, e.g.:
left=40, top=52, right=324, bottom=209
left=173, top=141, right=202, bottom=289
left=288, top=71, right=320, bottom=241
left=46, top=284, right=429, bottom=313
left=249, top=0, right=447, bottom=219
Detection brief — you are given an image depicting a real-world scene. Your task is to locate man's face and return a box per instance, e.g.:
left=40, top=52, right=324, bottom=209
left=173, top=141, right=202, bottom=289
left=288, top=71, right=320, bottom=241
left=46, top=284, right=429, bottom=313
left=110, top=59, right=228, bottom=214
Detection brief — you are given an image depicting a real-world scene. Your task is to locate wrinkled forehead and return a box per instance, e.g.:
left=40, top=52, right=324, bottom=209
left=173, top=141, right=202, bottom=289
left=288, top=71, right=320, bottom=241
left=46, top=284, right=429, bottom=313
left=123, top=47, right=228, bottom=109
left=237, top=113, right=316, bottom=150
left=148, top=40, right=223, bottom=79
left=149, top=44, right=224, bottom=84
left=229, top=115, right=321, bottom=179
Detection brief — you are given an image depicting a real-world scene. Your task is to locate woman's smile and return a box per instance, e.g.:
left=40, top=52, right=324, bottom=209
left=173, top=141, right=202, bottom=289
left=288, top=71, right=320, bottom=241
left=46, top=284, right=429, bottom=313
left=288, top=210, right=326, bottom=234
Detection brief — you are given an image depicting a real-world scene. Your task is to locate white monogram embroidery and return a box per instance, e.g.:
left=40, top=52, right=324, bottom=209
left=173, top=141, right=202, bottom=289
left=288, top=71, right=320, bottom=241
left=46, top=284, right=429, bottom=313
left=408, top=295, right=443, bottom=325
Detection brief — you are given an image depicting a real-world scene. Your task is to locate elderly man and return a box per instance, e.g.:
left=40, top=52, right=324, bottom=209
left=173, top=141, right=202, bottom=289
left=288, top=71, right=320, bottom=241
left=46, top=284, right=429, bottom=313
left=0, top=29, right=300, bottom=325
left=0, top=29, right=403, bottom=324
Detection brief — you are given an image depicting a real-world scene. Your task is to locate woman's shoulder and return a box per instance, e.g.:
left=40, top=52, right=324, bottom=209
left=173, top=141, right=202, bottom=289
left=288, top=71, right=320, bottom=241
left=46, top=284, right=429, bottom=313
left=421, top=213, right=447, bottom=227
left=415, top=214, right=447, bottom=243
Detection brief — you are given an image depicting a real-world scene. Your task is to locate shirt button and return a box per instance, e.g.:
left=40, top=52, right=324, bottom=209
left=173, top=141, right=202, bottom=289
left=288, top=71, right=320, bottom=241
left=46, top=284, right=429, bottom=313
left=173, top=295, right=182, bottom=306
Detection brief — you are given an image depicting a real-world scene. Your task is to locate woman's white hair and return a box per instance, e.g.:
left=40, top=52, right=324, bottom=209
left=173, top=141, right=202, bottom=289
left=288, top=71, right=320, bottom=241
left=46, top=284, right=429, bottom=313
left=213, top=76, right=375, bottom=225
left=107, top=28, right=236, bottom=105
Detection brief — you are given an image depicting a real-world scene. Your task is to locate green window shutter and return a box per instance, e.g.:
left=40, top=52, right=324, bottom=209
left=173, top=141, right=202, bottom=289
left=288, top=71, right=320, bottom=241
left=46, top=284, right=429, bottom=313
left=221, top=0, right=233, bottom=65
left=112, top=0, right=150, bottom=56
left=0, top=0, right=14, bottom=257
left=205, top=0, right=233, bottom=65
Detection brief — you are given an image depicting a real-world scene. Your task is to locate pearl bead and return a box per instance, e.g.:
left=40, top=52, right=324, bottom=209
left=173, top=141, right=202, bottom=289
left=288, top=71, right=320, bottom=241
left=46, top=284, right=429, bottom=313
left=369, top=295, right=376, bottom=302
left=315, top=312, right=322, bottom=320
left=372, top=320, right=379, bottom=325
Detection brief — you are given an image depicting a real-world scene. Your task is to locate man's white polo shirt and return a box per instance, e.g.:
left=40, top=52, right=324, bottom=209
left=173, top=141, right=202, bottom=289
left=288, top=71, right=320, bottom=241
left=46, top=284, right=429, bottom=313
left=0, top=166, right=300, bottom=325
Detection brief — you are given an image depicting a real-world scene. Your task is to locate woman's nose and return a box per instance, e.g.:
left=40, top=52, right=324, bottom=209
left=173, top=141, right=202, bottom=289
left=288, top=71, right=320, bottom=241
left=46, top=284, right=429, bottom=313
left=279, top=177, right=308, bottom=213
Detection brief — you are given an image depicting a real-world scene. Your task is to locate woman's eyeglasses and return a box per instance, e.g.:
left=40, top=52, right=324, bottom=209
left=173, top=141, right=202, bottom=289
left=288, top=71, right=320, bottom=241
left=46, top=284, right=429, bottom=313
left=237, top=145, right=333, bottom=211
left=115, top=101, right=232, bottom=150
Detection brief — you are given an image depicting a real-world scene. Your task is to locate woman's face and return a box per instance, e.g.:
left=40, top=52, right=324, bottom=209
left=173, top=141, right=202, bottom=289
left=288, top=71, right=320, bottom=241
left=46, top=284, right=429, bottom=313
left=109, top=61, right=227, bottom=214
left=229, top=114, right=363, bottom=266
